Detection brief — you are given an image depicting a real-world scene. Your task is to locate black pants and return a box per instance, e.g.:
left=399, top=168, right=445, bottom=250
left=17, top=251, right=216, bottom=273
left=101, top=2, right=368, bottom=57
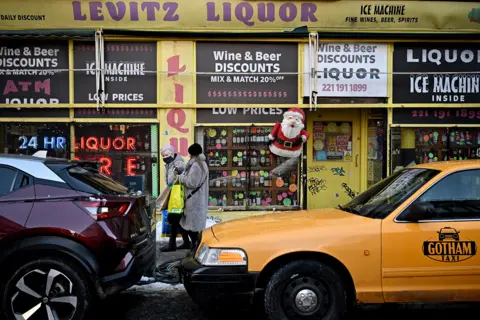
left=167, top=214, right=189, bottom=248
left=168, top=214, right=199, bottom=250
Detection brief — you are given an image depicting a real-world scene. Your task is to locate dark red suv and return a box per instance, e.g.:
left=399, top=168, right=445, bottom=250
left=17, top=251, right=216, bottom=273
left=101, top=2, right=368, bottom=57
left=0, top=154, right=155, bottom=320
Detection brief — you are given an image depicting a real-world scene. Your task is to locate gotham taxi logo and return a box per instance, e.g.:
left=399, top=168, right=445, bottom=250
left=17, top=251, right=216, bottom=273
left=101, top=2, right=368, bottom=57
left=422, top=227, right=477, bottom=262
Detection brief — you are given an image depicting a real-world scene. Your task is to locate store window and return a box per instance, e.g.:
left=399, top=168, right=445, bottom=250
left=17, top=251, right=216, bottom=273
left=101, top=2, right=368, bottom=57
left=0, top=123, right=70, bottom=158
left=73, top=124, right=158, bottom=197
left=312, top=121, right=353, bottom=161
left=196, top=125, right=300, bottom=211
left=367, top=119, right=385, bottom=188
left=390, top=127, right=480, bottom=172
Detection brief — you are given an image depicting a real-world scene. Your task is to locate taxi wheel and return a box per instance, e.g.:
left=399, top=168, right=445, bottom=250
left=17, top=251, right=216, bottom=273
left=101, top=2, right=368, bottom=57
left=264, top=260, right=346, bottom=320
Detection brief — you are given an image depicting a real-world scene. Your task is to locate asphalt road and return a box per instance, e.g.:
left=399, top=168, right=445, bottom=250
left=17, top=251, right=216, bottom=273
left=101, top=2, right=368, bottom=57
left=85, top=242, right=480, bottom=320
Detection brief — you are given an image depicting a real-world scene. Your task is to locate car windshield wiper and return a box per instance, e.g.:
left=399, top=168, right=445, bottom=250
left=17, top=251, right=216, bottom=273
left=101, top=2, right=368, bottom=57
left=337, top=205, right=362, bottom=215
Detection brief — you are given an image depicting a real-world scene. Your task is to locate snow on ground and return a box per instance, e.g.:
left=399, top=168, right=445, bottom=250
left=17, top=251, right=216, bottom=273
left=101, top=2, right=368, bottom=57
left=128, top=282, right=185, bottom=293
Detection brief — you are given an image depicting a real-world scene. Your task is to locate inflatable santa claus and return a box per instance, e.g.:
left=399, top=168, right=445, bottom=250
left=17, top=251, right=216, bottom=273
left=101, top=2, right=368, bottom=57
left=268, top=107, right=309, bottom=158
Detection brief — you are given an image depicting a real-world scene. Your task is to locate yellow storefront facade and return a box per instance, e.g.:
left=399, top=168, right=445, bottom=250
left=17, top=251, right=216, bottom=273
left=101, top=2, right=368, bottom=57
left=1, top=0, right=479, bottom=228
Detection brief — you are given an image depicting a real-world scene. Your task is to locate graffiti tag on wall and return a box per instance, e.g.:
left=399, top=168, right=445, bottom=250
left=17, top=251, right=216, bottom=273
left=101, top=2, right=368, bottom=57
left=307, top=165, right=327, bottom=173
left=341, top=183, right=358, bottom=199
left=308, top=177, right=327, bottom=195
left=331, top=167, right=345, bottom=176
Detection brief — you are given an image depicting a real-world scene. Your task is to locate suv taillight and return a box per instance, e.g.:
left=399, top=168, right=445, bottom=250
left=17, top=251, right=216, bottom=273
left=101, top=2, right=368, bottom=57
left=76, top=200, right=130, bottom=220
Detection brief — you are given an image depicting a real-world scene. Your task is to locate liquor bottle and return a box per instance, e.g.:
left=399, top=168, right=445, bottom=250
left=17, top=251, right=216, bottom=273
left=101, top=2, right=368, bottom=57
left=260, top=151, right=266, bottom=166
left=238, top=153, right=243, bottom=167
left=477, top=132, right=480, bottom=145
left=252, top=129, right=257, bottom=144
left=233, top=192, right=239, bottom=206
left=466, top=131, right=472, bottom=145
left=259, top=173, right=265, bottom=186
left=233, top=129, right=238, bottom=146
left=239, top=129, right=245, bottom=145
left=251, top=150, right=258, bottom=167
left=222, top=193, right=227, bottom=207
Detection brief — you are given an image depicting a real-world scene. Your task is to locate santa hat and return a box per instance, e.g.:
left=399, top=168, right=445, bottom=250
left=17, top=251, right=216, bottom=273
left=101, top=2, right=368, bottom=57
left=283, top=107, right=305, bottom=123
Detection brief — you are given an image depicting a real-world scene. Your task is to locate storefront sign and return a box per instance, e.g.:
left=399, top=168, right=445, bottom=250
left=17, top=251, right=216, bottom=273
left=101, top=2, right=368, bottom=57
left=0, top=1, right=478, bottom=33
left=0, top=41, right=69, bottom=104
left=19, top=135, right=66, bottom=150
left=0, top=108, right=69, bottom=118
left=197, top=107, right=287, bottom=123
left=304, top=43, right=387, bottom=97
left=393, top=43, right=480, bottom=104
left=73, top=41, right=157, bottom=104
left=393, top=108, right=480, bottom=124
left=196, top=42, right=297, bottom=104
left=74, top=108, right=157, bottom=118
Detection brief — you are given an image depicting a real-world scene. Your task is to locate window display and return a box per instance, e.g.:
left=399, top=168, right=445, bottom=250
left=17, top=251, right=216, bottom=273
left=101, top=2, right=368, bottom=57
left=73, top=124, right=158, bottom=197
left=0, top=123, right=70, bottom=158
left=196, top=126, right=300, bottom=210
left=312, top=121, right=353, bottom=161
left=391, top=127, right=480, bottom=172
left=367, top=119, right=385, bottom=188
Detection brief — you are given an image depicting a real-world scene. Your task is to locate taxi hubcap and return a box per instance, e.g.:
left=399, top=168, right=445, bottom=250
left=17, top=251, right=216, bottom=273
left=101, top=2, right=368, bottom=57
left=295, top=289, right=317, bottom=311
left=282, top=276, right=331, bottom=317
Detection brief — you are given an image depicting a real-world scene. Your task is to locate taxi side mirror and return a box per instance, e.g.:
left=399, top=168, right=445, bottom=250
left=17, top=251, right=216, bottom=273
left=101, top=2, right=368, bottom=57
left=402, top=202, right=437, bottom=222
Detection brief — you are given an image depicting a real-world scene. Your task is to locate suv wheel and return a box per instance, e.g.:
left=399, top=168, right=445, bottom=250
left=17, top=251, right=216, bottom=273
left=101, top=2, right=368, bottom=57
left=264, top=260, right=347, bottom=320
left=2, top=258, right=90, bottom=320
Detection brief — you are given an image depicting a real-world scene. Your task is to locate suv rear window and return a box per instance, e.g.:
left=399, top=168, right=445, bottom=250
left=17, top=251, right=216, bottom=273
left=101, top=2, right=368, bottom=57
left=55, top=165, right=128, bottom=195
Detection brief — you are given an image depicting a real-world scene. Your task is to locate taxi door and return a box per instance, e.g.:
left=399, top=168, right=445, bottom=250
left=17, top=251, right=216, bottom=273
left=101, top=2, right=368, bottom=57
left=382, top=169, right=480, bottom=302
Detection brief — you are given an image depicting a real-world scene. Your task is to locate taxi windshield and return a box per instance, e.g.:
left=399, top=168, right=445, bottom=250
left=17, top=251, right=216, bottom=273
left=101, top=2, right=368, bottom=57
left=339, top=168, right=440, bottom=219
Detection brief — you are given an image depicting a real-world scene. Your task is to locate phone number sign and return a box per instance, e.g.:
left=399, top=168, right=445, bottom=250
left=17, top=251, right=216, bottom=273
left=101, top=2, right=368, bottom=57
left=393, top=108, right=480, bottom=124
left=304, top=43, right=388, bottom=97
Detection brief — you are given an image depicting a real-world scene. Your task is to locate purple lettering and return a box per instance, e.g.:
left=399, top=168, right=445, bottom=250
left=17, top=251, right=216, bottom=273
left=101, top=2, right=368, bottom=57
left=301, top=3, right=317, bottom=22
left=258, top=3, right=275, bottom=22
left=3, top=80, right=17, bottom=94
left=72, top=1, right=87, bottom=20
left=223, top=2, right=232, bottom=21
left=141, top=2, right=160, bottom=21
left=35, top=79, right=51, bottom=95
left=129, top=2, right=139, bottom=20
left=105, top=1, right=126, bottom=21
left=18, top=81, right=32, bottom=92
left=279, top=3, right=297, bottom=22
left=89, top=1, right=104, bottom=20
left=235, top=3, right=254, bottom=27
left=163, top=3, right=179, bottom=21
left=206, top=2, right=220, bottom=21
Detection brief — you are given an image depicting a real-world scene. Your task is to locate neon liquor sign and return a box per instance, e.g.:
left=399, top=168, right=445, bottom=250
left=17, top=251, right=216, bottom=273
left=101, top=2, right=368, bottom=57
left=74, top=136, right=138, bottom=176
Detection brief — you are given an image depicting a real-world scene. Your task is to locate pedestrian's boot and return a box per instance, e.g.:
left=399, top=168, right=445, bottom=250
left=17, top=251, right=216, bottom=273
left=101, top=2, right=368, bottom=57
left=160, top=234, right=177, bottom=252
left=177, top=232, right=191, bottom=250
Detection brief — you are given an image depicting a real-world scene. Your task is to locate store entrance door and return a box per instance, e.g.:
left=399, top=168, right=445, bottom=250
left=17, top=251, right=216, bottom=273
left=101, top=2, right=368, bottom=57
left=306, top=109, right=362, bottom=209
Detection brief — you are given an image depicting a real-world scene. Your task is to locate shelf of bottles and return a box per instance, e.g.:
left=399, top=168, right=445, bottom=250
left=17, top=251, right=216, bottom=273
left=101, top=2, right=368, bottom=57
left=415, top=128, right=480, bottom=163
left=199, top=126, right=300, bottom=211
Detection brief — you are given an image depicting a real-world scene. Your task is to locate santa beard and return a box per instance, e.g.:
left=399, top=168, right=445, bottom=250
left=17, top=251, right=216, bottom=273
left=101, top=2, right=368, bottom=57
left=281, top=119, right=304, bottom=139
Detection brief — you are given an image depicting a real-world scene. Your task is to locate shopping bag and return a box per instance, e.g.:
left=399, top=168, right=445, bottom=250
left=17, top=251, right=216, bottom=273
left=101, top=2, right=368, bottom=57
left=168, top=181, right=185, bottom=214
left=156, top=185, right=172, bottom=211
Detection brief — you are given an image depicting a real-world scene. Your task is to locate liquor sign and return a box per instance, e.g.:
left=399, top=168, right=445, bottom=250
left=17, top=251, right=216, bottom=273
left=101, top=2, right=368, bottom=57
left=196, top=42, right=298, bottom=104
left=304, top=43, right=388, bottom=97
left=392, top=43, right=480, bottom=104
left=0, top=0, right=478, bottom=33
left=393, top=108, right=480, bottom=125
left=73, top=124, right=153, bottom=178
left=196, top=107, right=288, bottom=123
left=0, top=41, right=69, bottom=104
left=73, top=41, right=157, bottom=104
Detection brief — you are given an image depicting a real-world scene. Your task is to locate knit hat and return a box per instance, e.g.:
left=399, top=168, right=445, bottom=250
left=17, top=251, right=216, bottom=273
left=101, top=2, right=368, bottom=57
left=188, top=143, right=203, bottom=156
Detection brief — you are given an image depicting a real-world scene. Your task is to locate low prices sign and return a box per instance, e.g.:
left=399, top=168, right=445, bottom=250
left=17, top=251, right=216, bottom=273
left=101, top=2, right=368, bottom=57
left=196, top=42, right=298, bottom=104
left=0, top=41, right=69, bottom=104
left=393, top=43, right=480, bottom=104
left=305, top=43, right=388, bottom=97
left=73, top=41, right=157, bottom=104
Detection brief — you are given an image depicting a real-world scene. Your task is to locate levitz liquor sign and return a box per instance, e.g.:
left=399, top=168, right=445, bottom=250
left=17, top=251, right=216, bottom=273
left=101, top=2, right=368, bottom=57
left=423, top=227, right=477, bottom=262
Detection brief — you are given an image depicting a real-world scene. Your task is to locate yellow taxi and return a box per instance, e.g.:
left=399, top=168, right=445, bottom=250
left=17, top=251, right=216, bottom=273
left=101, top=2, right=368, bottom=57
left=180, top=161, right=480, bottom=320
